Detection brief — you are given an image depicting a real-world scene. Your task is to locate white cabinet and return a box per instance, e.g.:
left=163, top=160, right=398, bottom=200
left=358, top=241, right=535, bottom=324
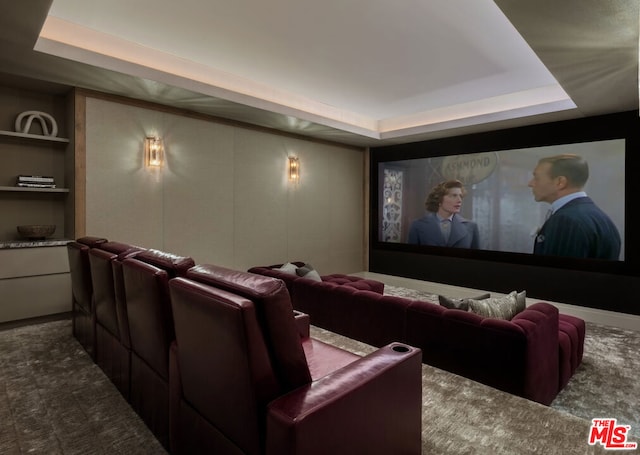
left=0, top=245, right=71, bottom=322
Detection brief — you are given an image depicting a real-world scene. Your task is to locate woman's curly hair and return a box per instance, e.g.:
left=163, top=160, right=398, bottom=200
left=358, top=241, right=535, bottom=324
left=425, top=180, right=466, bottom=212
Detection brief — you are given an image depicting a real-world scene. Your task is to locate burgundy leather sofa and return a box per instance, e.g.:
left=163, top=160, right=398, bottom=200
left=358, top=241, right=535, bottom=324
left=66, top=236, right=108, bottom=359
left=168, top=264, right=423, bottom=455
left=248, top=263, right=585, bottom=405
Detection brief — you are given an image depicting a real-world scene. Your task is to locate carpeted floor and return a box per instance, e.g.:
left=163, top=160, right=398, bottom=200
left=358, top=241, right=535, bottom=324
left=0, top=314, right=638, bottom=454
left=311, top=326, right=634, bottom=455
left=551, top=322, right=640, bottom=439
left=0, top=320, right=166, bottom=455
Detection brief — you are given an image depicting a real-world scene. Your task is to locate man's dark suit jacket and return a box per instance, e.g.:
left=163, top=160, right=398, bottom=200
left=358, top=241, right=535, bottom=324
left=408, top=212, right=480, bottom=248
left=534, top=196, right=621, bottom=259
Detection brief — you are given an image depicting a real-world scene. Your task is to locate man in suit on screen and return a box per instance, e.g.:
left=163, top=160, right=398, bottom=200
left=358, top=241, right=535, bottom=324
left=528, top=154, right=621, bottom=259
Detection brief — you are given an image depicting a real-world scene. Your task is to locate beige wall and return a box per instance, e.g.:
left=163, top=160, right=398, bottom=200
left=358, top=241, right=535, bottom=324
left=84, top=97, right=366, bottom=273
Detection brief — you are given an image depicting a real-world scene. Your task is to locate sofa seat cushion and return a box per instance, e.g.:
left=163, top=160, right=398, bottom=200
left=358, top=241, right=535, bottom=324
left=322, top=275, right=385, bottom=294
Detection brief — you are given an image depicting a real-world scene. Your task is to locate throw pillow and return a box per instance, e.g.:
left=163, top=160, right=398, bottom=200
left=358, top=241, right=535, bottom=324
left=515, top=290, right=526, bottom=314
left=468, top=291, right=525, bottom=320
left=295, top=263, right=322, bottom=282
left=438, top=293, right=490, bottom=311
left=278, top=262, right=299, bottom=275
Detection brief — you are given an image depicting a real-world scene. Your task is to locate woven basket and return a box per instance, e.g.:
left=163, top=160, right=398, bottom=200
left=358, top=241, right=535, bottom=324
left=17, top=224, right=56, bottom=240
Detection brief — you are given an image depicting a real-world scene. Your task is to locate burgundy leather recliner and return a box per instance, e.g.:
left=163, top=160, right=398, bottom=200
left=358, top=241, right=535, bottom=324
left=168, top=264, right=423, bottom=455
left=121, top=249, right=195, bottom=450
left=88, top=241, right=145, bottom=400
left=66, top=236, right=108, bottom=359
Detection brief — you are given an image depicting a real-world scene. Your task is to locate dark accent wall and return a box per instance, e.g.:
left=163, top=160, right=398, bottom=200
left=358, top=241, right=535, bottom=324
left=369, top=111, right=640, bottom=316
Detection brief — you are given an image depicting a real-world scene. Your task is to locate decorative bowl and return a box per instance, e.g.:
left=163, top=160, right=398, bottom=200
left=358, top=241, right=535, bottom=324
left=17, top=224, right=56, bottom=240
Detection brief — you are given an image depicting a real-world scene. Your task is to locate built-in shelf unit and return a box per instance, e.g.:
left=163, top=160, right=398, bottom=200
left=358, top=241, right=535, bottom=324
left=0, top=81, right=74, bottom=242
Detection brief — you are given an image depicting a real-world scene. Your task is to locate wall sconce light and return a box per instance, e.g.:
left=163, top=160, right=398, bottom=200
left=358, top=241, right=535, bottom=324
left=145, top=136, right=164, bottom=167
left=288, top=156, right=300, bottom=182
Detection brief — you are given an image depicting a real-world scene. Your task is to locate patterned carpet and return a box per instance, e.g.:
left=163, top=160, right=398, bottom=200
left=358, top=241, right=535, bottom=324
left=0, top=312, right=638, bottom=454
left=312, top=323, right=638, bottom=454
left=551, top=322, right=640, bottom=440
left=0, top=320, right=165, bottom=455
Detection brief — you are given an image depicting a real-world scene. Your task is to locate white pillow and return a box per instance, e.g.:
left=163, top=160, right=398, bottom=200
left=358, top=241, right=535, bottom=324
left=278, top=262, right=299, bottom=275
left=438, top=293, right=490, bottom=311
left=515, top=290, right=526, bottom=314
left=468, top=291, right=527, bottom=320
left=295, top=263, right=323, bottom=282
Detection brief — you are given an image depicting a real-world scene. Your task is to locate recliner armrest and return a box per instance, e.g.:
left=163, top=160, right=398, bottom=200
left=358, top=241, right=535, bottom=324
left=293, top=310, right=310, bottom=338
left=266, top=343, right=422, bottom=455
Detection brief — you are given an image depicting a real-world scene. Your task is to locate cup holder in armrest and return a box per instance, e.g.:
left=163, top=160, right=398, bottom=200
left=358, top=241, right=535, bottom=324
left=391, top=343, right=412, bottom=353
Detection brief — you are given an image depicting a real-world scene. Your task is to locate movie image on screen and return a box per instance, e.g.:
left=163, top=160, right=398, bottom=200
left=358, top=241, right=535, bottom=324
left=378, top=139, right=625, bottom=261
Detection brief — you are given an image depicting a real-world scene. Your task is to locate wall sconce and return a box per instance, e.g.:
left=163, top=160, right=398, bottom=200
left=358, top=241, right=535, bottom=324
left=288, top=156, right=300, bottom=182
left=145, top=136, right=164, bottom=167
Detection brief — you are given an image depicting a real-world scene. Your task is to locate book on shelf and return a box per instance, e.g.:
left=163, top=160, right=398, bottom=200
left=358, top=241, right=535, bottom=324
left=17, top=175, right=55, bottom=183
left=16, top=182, right=57, bottom=188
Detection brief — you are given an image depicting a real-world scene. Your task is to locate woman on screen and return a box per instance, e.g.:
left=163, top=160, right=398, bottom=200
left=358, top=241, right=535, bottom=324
left=408, top=180, right=480, bottom=249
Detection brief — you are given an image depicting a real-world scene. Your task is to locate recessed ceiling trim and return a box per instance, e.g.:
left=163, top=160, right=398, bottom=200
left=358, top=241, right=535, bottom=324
left=379, top=98, right=577, bottom=140
left=35, top=13, right=577, bottom=141
left=36, top=16, right=382, bottom=138
left=379, top=85, right=577, bottom=136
